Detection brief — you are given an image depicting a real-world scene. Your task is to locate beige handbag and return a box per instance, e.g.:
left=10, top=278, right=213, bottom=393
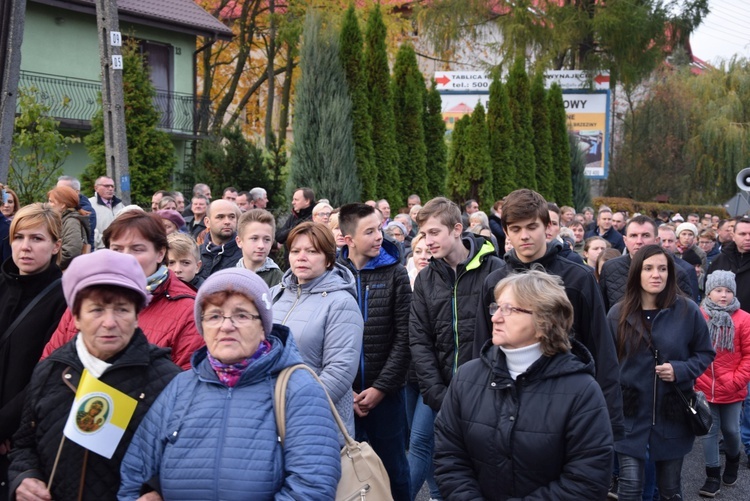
left=274, top=364, right=393, bottom=500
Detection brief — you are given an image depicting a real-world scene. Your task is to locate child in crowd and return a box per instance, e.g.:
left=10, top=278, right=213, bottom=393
left=166, top=233, right=203, bottom=290
left=235, top=209, right=283, bottom=288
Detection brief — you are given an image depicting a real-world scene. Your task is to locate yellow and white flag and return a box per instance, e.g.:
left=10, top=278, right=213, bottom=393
left=63, top=369, right=137, bottom=459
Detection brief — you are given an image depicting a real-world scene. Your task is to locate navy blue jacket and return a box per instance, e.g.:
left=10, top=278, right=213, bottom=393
left=586, top=226, right=625, bottom=252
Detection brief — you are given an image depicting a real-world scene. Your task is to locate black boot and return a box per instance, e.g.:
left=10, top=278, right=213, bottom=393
left=723, top=453, right=741, bottom=486
left=699, top=466, right=721, bottom=497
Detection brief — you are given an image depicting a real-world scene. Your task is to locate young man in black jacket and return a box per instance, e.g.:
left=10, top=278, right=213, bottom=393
left=338, top=203, right=412, bottom=501
left=409, top=197, right=504, bottom=499
left=474, top=189, right=624, bottom=442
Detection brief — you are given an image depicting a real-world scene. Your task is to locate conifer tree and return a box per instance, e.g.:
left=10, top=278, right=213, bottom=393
left=487, top=77, right=515, bottom=199
left=465, top=102, right=494, bottom=209
left=530, top=72, right=555, bottom=201
left=423, top=80, right=447, bottom=198
left=570, top=134, right=591, bottom=211
left=548, top=83, right=573, bottom=206
left=506, top=58, right=537, bottom=191
left=446, top=114, right=470, bottom=205
left=83, top=40, right=175, bottom=207
left=392, top=43, right=428, bottom=200
left=288, top=11, right=360, bottom=207
left=364, top=5, right=400, bottom=206
left=340, top=5, right=376, bottom=200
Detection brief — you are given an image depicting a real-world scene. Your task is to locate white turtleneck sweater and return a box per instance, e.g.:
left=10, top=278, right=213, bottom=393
left=500, top=342, right=544, bottom=380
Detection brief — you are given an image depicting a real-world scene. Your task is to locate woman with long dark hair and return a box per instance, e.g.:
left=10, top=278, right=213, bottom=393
left=607, top=244, right=714, bottom=501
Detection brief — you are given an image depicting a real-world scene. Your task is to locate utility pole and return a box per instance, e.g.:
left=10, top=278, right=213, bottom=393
left=94, top=0, right=130, bottom=204
left=0, top=0, right=27, bottom=184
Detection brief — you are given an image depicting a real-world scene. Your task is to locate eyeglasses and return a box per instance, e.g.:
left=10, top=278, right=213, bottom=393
left=489, top=302, right=533, bottom=317
left=201, top=312, right=261, bottom=327
left=317, top=212, right=332, bottom=218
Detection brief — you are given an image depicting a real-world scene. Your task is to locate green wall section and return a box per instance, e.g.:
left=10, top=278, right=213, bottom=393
left=21, top=2, right=196, bottom=187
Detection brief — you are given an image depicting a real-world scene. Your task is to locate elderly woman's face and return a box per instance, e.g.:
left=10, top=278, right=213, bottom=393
left=491, top=288, right=537, bottom=349
left=202, top=294, right=264, bottom=364
left=74, top=295, right=138, bottom=360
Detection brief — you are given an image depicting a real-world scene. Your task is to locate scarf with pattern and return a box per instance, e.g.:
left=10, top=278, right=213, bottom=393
left=146, top=265, right=170, bottom=293
left=701, top=296, right=740, bottom=352
left=207, top=340, right=272, bottom=387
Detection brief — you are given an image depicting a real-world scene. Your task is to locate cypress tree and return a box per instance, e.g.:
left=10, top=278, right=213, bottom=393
left=530, top=72, right=555, bottom=201
left=487, top=77, right=515, bottom=199
left=446, top=114, right=470, bottom=205
left=570, top=134, right=591, bottom=211
left=465, top=102, right=494, bottom=209
left=424, top=80, right=447, bottom=198
left=83, top=39, right=176, bottom=207
left=288, top=11, right=360, bottom=207
left=364, top=5, right=400, bottom=206
left=548, top=83, right=573, bottom=206
left=392, top=43, right=428, bottom=200
left=506, top=57, right=537, bottom=191
left=340, top=5, right=376, bottom=200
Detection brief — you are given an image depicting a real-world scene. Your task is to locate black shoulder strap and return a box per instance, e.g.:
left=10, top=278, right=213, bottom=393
left=0, top=278, right=61, bottom=347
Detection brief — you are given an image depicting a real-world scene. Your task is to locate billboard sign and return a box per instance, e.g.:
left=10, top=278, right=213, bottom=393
left=435, top=70, right=611, bottom=179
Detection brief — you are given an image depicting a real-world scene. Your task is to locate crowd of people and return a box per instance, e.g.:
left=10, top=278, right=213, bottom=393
left=0, top=176, right=749, bottom=501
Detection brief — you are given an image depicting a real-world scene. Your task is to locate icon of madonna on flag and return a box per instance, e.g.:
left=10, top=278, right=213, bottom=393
left=63, top=369, right=137, bottom=459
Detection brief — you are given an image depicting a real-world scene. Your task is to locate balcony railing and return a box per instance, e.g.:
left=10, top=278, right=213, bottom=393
left=17, top=70, right=211, bottom=136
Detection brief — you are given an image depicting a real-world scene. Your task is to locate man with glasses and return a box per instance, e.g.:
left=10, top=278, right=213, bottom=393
left=89, top=176, right=124, bottom=249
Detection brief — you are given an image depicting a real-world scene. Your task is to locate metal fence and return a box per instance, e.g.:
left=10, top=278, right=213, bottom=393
left=17, top=70, right=211, bottom=135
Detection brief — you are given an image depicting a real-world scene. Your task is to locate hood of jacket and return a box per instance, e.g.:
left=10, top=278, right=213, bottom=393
left=236, top=256, right=280, bottom=273
left=428, top=232, right=497, bottom=277
left=504, top=240, right=563, bottom=272
left=190, top=323, right=302, bottom=386
left=480, top=337, right=595, bottom=384
left=279, top=261, right=357, bottom=298
left=203, top=234, right=240, bottom=256
left=62, top=209, right=92, bottom=240
left=340, top=238, right=400, bottom=270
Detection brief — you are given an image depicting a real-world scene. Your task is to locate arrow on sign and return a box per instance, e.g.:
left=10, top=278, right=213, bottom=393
left=435, top=75, right=451, bottom=86
left=594, top=74, right=610, bottom=85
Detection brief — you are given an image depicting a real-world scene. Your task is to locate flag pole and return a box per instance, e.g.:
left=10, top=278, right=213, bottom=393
left=46, top=435, right=66, bottom=493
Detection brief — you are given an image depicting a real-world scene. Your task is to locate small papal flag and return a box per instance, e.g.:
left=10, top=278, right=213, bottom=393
left=63, top=369, right=137, bottom=459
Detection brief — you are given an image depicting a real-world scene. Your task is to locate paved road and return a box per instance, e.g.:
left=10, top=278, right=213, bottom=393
left=415, top=439, right=750, bottom=500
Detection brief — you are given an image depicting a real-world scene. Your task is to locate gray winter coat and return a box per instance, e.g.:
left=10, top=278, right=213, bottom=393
left=270, top=263, right=364, bottom=438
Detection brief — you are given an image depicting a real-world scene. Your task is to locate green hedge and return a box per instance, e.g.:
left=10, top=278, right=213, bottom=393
left=592, top=197, right=729, bottom=220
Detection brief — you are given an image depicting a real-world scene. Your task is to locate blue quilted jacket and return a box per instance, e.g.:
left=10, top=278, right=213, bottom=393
left=118, top=325, right=341, bottom=500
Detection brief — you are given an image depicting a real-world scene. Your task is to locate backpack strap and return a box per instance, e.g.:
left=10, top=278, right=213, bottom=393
left=0, top=278, right=61, bottom=347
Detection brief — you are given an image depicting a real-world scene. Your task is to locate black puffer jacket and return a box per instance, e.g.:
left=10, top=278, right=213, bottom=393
left=339, top=239, right=411, bottom=393
left=0, top=259, right=66, bottom=442
left=599, top=254, right=695, bottom=311
left=410, top=233, right=505, bottom=411
left=197, top=235, right=243, bottom=280
left=434, top=339, right=614, bottom=500
left=474, top=241, right=624, bottom=440
left=8, top=331, right=180, bottom=501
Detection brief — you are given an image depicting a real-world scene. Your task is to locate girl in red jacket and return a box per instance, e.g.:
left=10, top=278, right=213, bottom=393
left=697, top=270, right=750, bottom=497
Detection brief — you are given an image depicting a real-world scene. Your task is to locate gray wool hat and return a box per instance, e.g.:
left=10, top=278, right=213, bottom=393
left=194, top=268, right=273, bottom=336
left=705, top=270, right=737, bottom=296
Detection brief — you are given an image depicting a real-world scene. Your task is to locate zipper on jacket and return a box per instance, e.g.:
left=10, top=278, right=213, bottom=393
left=451, top=271, right=466, bottom=374
left=353, top=271, right=366, bottom=392
left=652, top=349, right=658, bottom=426
left=281, top=287, right=302, bottom=325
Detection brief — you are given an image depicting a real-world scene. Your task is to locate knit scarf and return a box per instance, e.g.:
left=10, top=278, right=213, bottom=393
left=701, top=297, right=740, bottom=352
left=146, top=265, right=169, bottom=294
left=207, top=340, right=272, bottom=387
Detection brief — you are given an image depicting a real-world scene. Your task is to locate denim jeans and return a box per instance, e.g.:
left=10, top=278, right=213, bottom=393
left=704, top=401, right=743, bottom=466
left=355, top=388, right=411, bottom=501
left=742, top=384, right=750, bottom=455
left=404, top=383, right=440, bottom=500
left=618, top=454, right=683, bottom=501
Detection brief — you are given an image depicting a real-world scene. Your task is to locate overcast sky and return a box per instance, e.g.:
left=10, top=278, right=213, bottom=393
left=690, top=0, right=749, bottom=65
